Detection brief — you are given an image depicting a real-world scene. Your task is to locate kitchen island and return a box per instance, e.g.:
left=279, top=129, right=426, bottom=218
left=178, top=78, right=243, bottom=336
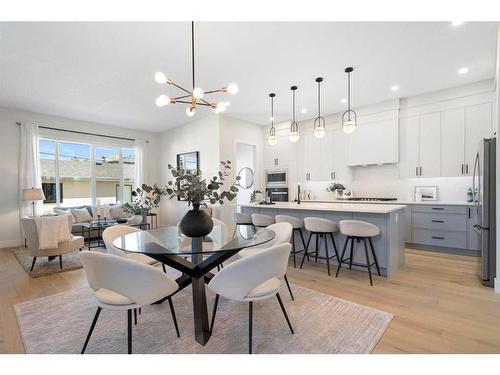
left=239, top=202, right=406, bottom=277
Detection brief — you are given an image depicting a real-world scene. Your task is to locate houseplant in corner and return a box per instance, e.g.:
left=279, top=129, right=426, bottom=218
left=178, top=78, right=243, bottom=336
left=123, top=184, right=163, bottom=224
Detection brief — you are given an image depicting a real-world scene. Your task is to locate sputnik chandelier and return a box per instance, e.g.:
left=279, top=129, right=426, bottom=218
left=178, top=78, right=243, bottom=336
left=154, top=22, right=238, bottom=117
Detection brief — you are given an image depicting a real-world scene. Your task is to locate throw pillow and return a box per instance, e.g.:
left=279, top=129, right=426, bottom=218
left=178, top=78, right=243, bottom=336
left=109, top=205, right=130, bottom=220
left=71, top=208, right=92, bottom=223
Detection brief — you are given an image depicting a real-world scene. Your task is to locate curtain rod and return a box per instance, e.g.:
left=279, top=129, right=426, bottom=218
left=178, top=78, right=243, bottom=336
left=15, top=122, right=144, bottom=143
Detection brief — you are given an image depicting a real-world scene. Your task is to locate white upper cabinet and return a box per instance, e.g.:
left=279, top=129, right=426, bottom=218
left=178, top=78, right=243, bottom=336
left=328, top=129, right=350, bottom=181
left=301, top=131, right=322, bottom=181
left=441, top=108, right=465, bottom=177
left=347, top=118, right=398, bottom=166
left=263, top=133, right=291, bottom=168
left=464, top=103, right=492, bottom=175
left=418, top=112, right=441, bottom=178
left=399, top=116, right=419, bottom=179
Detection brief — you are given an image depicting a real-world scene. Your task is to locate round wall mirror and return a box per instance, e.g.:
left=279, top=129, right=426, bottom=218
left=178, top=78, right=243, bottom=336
left=237, top=167, right=254, bottom=189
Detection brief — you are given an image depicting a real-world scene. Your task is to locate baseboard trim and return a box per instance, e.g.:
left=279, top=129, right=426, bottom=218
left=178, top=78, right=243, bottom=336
left=495, top=278, right=500, bottom=294
left=0, top=239, right=21, bottom=249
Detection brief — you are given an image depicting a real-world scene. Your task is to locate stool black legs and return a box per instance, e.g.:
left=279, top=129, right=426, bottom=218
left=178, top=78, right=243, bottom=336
left=335, top=236, right=381, bottom=285
left=300, top=232, right=339, bottom=276
left=291, top=228, right=308, bottom=268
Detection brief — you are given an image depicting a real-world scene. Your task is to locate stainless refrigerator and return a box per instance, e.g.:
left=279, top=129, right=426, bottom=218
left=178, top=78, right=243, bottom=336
left=472, top=138, right=496, bottom=287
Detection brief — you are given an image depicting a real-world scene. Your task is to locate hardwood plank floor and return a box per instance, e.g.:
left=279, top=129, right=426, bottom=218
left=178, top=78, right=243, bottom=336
left=1, top=247, right=499, bottom=353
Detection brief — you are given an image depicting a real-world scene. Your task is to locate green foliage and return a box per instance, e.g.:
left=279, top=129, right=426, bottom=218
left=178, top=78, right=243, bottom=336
left=326, top=182, right=345, bottom=193
left=129, top=160, right=239, bottom=209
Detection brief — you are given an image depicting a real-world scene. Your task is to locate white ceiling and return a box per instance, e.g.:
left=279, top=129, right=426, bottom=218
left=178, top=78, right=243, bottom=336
left=0, top=22, right=498, bottom=132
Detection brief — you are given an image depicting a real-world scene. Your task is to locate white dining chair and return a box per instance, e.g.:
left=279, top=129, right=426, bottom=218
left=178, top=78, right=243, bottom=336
left=80, top=251, right=180, bottom=354
left=102, top=225, right=166, bottom=272
left=237, top=222, right=295, bottom=300
left=207, top=243, right=294, bottom=354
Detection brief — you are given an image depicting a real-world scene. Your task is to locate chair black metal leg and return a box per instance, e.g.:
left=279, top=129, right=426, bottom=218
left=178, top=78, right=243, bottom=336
left=368, top=237, right=381, bottom=276
left=210, top=294, right=219, bottom=334
left=349, top=237, right=354, bottom=270
left=127, top=309, right=132, bottom=354
left=291, top=231, right=296, bottom=268
left=299, top=232, right=313, bottom=269
left=330, top=233, right=340, bottom=260
left=168, top=297, right=180, bottom=337
left=314, top=234, right=319, bottom=263
left=217, top=264, right=220, bottom=272
left=30, top=257, right=37, bottom=271
left=283, top=274, right=294, bottom=301
left=138, top=308, right=141, bottom=315
left=59, top=255, right=62, bottom=269
left=363, top=239, right=373, bottom=286
left=162, top=263, right=166, bottom=273
left=324, top=234, right=331, bottom=276
left=81, top=307, right=102, bottom=354
left=335, top=238, right=349, bottom=277
left=276, top=293, right=294, bottom=334
left=134, top=308, right=137, bottom=325
left=248, top=301, right=253, bottom=354
left=298, top=229, right=309, bottom=260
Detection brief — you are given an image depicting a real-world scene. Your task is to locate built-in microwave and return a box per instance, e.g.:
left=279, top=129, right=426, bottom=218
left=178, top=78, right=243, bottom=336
left=266, top=169, right=288, bottom=187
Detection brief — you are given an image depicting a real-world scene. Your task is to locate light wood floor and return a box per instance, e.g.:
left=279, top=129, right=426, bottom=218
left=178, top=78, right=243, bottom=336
left=1, top=247, right=500, bottom=353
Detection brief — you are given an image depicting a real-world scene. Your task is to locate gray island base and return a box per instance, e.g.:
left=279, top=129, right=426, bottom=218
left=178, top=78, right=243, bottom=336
left=239, top=202, right=406, bottom=278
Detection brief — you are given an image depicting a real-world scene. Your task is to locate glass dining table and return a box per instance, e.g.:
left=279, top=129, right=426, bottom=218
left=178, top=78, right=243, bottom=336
left=112, top=224, right=275, bottom=346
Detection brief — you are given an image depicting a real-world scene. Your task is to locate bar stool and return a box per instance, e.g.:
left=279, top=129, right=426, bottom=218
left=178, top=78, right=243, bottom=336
left=232, top=212, right=255, bottom=238
left=299, top=217, right=339, bottom=276
left=275, top=215, right=307, bottom=268
left=335, top=220, right=381, bottom=286
left=251, top=214, right=275, bottom=228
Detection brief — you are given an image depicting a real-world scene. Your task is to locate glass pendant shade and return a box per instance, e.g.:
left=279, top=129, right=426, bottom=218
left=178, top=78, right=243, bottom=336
left=268, top=134, right=278, bottom=145
left=186, top=107, right=195, bottom=117
left=314, top=126, right=326, bottom=138
left=342, top=120, right=356, bottom=134
left=268, top=93, right=277, bottom=146
left=289, top=121, right=300, bottom=142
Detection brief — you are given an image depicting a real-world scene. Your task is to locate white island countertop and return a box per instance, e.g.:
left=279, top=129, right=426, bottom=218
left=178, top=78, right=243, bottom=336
left=299, top=199, right=474, bottom=206
left=238, top=202, right=406, bottom=214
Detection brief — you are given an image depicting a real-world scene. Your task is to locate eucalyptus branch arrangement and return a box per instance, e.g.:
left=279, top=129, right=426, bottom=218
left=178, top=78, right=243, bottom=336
left=163, top=160, right=240, bottom=206
left=326, top=182, right=345, bottom=193
left=123, top=184, right=163, bottom=214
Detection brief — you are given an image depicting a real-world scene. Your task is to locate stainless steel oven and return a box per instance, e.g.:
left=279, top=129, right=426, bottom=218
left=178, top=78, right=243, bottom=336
left=266, top=169, right=288, bottom=187
left=266, top=187, right=289, bottom=202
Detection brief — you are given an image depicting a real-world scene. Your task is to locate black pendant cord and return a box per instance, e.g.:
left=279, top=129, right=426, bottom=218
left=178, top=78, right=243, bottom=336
left=317, top=80, right=321, bottom=117
left=347, top=71, right=350, bottom=121
left=191, top=21, right=195, bottom=91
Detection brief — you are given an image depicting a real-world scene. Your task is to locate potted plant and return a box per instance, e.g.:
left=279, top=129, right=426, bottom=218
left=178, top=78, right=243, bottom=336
left=123, top=184, right=163, bottom=224
left=326, top=182, right=345, bottom=197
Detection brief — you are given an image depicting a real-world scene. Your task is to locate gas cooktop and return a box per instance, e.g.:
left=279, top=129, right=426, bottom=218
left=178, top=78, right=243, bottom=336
left=347, top=197, right=398, bottom=202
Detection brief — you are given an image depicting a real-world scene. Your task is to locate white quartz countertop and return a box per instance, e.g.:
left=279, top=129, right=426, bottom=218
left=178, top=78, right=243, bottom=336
left=299, top=199, right=474, bottom=206
left=239, top=202, right=406, bottom=214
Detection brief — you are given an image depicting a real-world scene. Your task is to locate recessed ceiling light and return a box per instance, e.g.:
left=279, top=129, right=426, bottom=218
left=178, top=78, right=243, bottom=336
left=458, top=67, right=469, bottom=75
left=225, top=101, right=231, bottom=106
left=301, top=108, right=307, bottom=114
left=340, top=98, right=347, bottom=104
left=451, top=21, right=465, bottom=27
left=391, top=85, right=399, bottom=91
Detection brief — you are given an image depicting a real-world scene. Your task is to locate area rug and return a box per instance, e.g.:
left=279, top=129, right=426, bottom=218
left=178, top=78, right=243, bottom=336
left=14, top=284, right=392, bottom=354
left=11, top=246, right=106, bottom=278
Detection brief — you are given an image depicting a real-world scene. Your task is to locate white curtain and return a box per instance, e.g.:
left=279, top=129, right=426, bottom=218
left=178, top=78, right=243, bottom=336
left=19, top=122, right=42, bottom=217
left=134, top=139, right=148, bottom=189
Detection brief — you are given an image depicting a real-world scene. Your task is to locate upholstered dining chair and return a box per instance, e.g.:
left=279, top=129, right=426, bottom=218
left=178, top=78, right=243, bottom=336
left=237, top=222, right=295, bottom=300
left=80, top=251, right=180, bottom=354
left=102, top=225, right=166, bottom=272
left=208, top=243, right=294, bottom=354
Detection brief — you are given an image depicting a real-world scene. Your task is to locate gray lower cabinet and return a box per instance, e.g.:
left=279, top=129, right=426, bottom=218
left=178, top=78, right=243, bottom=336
left=408, top=204, right=479, bottom=254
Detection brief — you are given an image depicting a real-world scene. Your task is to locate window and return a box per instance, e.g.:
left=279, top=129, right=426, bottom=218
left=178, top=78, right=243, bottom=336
left=39, top=138, right=137, bottom=211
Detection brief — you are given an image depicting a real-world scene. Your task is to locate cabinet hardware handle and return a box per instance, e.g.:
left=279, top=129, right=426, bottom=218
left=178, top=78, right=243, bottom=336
left=431, top=207, right=444, bottom=210
left=431, top=220, right=444, bottom=223
left=334, top=171, right=336, bottom=179
left=415, top=166, right=418, bottom=176
left=330, top=172, right=333, bottom=179
left=466, top=163, right=468, bottom=174
left=461, top=164, right=464, bottom=174
left=419, top=166, right=422, bottom=176
left=468, top=207, right=471, bottom=219
left=432, top=236, right=445, bottom=240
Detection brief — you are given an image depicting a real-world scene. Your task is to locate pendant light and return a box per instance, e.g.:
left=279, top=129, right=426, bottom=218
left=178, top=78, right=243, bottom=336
left=289, top=86, right=300, bottom=142
left=313, top=77, right=326, bottom=138
left=154, top=22, right=238, bottom=117
left=267, top=93, right=278, bottom=146
left=342, top=67, right=357, bottom=134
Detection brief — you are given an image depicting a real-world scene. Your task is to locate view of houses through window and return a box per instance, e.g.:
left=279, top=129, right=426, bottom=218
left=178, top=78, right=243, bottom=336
left=40, top=138, right=136, bottom=213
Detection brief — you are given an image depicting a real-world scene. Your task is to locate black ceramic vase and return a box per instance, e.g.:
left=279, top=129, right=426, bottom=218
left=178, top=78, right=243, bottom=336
left=179, top=203, right=213, bottom=237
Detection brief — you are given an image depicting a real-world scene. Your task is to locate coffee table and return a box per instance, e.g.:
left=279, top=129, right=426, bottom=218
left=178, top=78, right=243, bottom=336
left=81, top=220, right=150, bottom=250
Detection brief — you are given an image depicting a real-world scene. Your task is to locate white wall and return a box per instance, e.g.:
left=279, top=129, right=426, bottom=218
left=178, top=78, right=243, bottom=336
left=0, top=106, right=160, bottom=248
left=158, top=115, right=221, bottom=226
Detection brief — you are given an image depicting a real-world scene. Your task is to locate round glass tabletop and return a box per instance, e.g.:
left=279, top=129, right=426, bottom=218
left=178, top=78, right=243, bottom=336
left=112, top=225, right=275, bottom=256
